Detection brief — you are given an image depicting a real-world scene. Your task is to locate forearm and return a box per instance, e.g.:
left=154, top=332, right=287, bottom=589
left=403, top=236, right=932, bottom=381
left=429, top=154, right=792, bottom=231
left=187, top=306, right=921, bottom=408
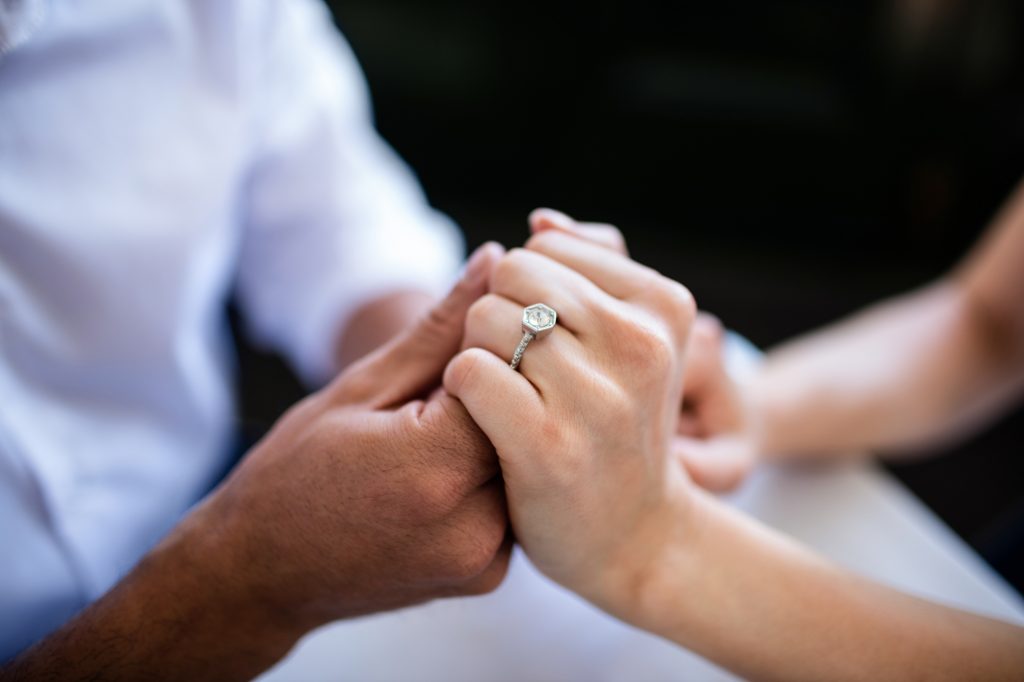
left=1, top=505, right=304, bottom=682
left=751, top=279, right=1024, bottom=459
left=628, top=491, right=1024, bottom=681
left=753, top=180, right=1024, bottom=460
left=333, top=290, right=435, bottom=371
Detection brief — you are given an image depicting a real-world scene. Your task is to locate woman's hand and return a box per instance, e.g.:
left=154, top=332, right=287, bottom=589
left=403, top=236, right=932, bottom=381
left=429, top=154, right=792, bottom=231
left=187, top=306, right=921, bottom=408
left=447, top=217, right=1024, bottom=682
left=530, top=207, right=761, bottom=492
left=443, top=226, right=697, bottom=616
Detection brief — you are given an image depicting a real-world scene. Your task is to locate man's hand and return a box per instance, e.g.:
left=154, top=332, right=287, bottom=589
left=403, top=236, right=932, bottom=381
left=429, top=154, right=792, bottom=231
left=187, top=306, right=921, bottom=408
left=203, top=242, right=511, bottom=625
left=3, top=243, right=510, bottom=682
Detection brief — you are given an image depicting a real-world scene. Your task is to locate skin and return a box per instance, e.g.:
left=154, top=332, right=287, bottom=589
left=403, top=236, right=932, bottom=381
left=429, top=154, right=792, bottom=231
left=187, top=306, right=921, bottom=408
left=1, top=243, right=511, bottom=681
left=446, top=225, right=699, bottom=608
left=335, top=289, right=436, bottom=371
left=8, top=193, right=1021, bottom=680
left=529, top=209, right=753, bottom=491
left=450, top=213, right=1024, bottom=680
left=638, top=489, right=1024, bottom=681
left=673, top=177, right=1024, bottom=491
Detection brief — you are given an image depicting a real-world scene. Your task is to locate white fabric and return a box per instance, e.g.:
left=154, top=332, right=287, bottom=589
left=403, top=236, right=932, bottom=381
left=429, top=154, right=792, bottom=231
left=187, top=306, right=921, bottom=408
left=0, top=0, right=462, bottom=658
left=0, top=0, right=48, bottom=55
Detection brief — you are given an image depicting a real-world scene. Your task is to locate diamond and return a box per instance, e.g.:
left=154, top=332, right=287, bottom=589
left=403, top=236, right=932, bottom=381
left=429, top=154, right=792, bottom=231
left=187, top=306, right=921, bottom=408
left=527, top=308, right=550, bottom=327
left=522, top=303, right=557, bottom=334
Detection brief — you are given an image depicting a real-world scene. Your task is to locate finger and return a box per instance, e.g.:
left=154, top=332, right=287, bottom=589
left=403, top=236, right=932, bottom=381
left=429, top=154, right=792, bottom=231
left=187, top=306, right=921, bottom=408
left=489, top=248, right=618, bottom=334
left=463, top=293, right=585, bottom=393
left=677, top=411, right=704, bottom=438
left=528, top=208, right=628, bottom=256
left=684, top=312, right=727, bottom=393
left=460, top=534, right=514, bottom=595
left=438, top=479, right=509, bottom=588
left=674, top=436, right=754, bottom=493
left=335, top=242, right=505, bottom=408
left=681, top=314, right=747, bottom=434
left=415, top=391, right=500, bottom=487
left=444, top=348, right=544, bottom=463
left=525, top=228, right=659, bottom=301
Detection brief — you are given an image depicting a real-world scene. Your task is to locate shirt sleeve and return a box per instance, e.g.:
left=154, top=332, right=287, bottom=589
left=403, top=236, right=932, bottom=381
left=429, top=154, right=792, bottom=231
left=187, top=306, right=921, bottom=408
left=234, top=0, right=463, bottom=386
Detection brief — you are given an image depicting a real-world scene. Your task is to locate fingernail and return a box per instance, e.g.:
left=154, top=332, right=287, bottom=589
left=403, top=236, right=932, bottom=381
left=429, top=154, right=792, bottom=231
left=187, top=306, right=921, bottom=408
left=529, top=207, right=576, bottom=232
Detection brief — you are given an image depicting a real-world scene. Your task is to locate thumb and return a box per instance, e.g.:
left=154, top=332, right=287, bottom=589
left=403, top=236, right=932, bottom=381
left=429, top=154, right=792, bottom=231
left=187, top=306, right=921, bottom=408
left=333, top=241, right=505, bottom=408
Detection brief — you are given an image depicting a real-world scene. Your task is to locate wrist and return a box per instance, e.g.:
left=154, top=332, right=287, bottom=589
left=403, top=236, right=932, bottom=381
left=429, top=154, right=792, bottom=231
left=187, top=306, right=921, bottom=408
left=599, top=485, right=748, bottom=651
left=588, top=478, right=704, bottom=633
left=0, top=489, right=308, bottom=682
left=155, top=494, right=311, bottom=669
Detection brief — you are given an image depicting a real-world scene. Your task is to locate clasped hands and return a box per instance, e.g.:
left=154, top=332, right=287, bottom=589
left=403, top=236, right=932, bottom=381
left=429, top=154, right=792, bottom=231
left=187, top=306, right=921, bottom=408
left=179, top=209, right=753, bottom=645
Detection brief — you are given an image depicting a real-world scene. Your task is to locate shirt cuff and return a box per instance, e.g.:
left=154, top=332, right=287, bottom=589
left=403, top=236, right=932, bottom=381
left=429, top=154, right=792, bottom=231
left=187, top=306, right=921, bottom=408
left=287, top=211, right=464, bottom=386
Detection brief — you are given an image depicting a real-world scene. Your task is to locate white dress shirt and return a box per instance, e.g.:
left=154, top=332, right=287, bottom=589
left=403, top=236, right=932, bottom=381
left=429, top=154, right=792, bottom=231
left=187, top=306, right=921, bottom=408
left=0, top=0, right=462, bottom=658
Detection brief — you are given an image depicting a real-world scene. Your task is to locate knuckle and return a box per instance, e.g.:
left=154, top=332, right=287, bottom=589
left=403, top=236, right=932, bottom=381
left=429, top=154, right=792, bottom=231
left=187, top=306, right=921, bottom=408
left=491, top=248, right=529, bottom=290
left=466, top=293, right=502, bottom=331
left=603, top=382, right=636, bottom=422
left=524, top=229, right=560, bottom=254
left=647, top=279, right=697, bottom=340
left=446, top=516, right=507, bottom=582
left=450, top=540, right=498, bottom=582
left=616, top=315, right=675, bottom=373
left=430, top=392, right=479, bottom=439
left=426, top=400, right=497, bottom=487
left=277, top=391, right=325, bottom=424
left=693, top=312, right=724, bottom=344
left=537, top=416, right=572, bottom=459
left=663, top=280, right=697, bottom=322
left=645, top=332, right=676, bottom=375
left=445, top=348, right=485, bottom=395
left=330, top=371, right=375, bottom=404
left=595, top=223, right=627, bottom=250
left=462, top=558, right=509, bottom=595
left=408, top=476, right=462, bottom=519
left=465, top=297, right=488, bottom=329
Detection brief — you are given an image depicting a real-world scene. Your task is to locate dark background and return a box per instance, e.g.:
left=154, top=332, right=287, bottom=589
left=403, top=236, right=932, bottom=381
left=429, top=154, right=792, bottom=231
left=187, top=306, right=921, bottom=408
left=236, top=1, right=1024, bottom=590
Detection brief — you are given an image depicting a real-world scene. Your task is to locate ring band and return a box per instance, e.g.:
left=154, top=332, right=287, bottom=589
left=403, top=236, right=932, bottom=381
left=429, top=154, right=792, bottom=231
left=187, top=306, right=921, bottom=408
left=509, top=332, right=534, bottom=371
left=510, top=303, right=557, bottom=370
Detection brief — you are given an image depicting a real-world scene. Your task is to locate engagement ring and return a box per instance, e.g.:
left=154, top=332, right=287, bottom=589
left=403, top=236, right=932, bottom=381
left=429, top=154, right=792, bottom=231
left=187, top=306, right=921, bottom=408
left=510, top=303, right=557, bottom=370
